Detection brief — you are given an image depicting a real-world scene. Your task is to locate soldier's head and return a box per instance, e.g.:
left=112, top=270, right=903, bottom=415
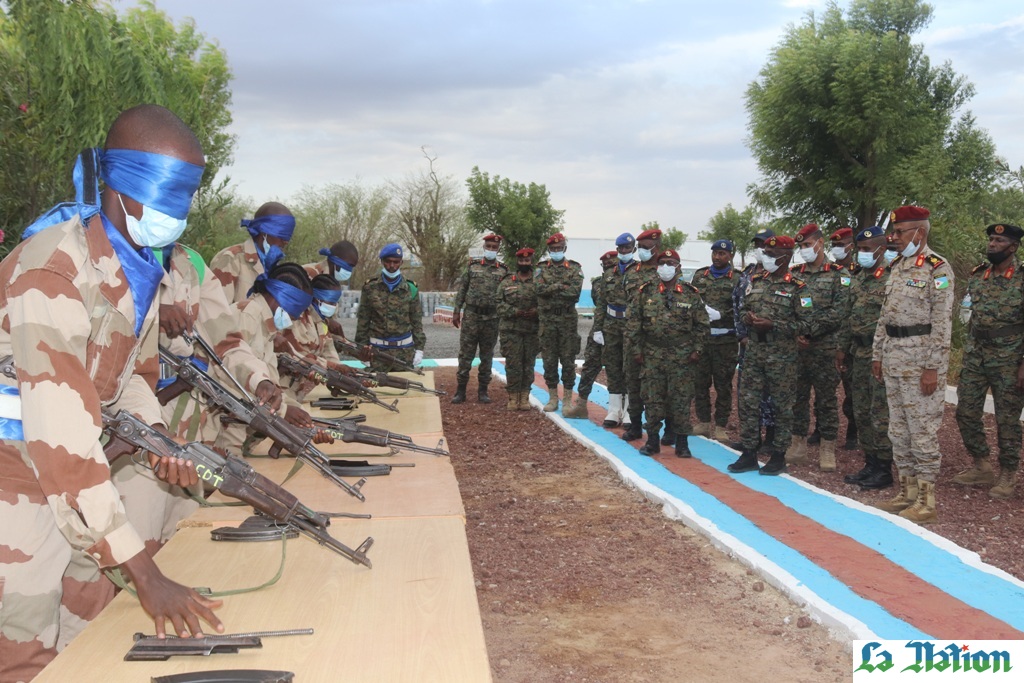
left=251, top=202, right=295, bottom=252
left=636, top=228, right=662, bottom=263
left=379, top=243, right=404, bottom=276
left=889, top=206, right=930, bottom=257
left=256, top=262, right=313, bottom=331
left=750, top=228, right=774, bottom=264
left=656, top=249, right=681, bottom=282
left=311, top=273, right=342, bottom=319
left=829, top=227, right=854, bottom=263
left=710, top=239, right=734, bottom=270
left=795, top=223, right=823, bottom=263
left=546, top=233, right=567, bottom=262
left=615, top=232, right=636, bottom=263
left=482, top=233, right=503, bottom=260
left=986, top=223, right=1023, bottom=266
left=516, top=247, right=535, bottom=272
left=322, top=240, right=359, bottom=283
left=884, top=231, right=899, bottom=264
left=854, top=225, right=887, bottom=269
left=761, top=235, right=794, bottom=273
left=600, top=250, right=618, bottom=271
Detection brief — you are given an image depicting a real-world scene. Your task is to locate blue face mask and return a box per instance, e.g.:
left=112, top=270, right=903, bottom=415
left=884, top=249, right=898, bottom=264
left=118, top=194, right=187, bottom=248
left=483, top=249, right=498, bottom=260
left=334, top=268, right=352, bottom=282
left=637, top=247, right=653, bottom=262
left=273, top=307, right=293, bottom=331
left=618, top=252, right=634, bottom=263
left=383, top=267, right=401, bottom=279
left=317, top=302, right=338, bottom=318
left=549, top=251, right=566, bottom=262
left=856, top=251, right=878, bottom=268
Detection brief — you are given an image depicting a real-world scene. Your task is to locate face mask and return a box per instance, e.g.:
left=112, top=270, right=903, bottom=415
left=382, top=267, right=401, bottom=279
left=752, top=247, right=764, bottom=262
left=483, top=249, right=498, bottom=260
left=830, top=246, right=849, bottom=261
left=899, top=228, right=921, bottom=258
left=549, top=251, right=566, bottom=262
left=856, top=251, right=878, bottom=269
left=637, top=247, right=653, bottom=262
left=118, top=194, right=187, bottom=248
left=517, top=264, right=532, bottom=273
left=317, top=302, right=338, bottom=318
left=258, top=236, right=286, bottom=269
left=987, top=247, right=1013, bottom=265
left=657, top=264, right=677, bottom=282
left=798, top=245, right=817, bottom=262
left=334, top=267, right=352, bottom=283
left=884, top=249, right=898, bottom=264
left=618, top=252, right=634, bottom=263
left=273, top=307, right=293, bottom=331
left=760, top=252, right=781, bottom=273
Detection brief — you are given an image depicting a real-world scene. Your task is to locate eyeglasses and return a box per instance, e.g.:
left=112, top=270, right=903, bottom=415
left=891, top=226, right=920, bottom=237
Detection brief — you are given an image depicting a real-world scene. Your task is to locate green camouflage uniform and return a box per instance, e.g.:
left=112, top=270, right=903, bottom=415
left=738, top=271, right=813, bottom=451
left=955, top=257, right=1024, bottom=471
left=837, top=263, right=893, bottom=463
left=355, top=275, right=426, bottom=372
left=628, top=279, right=709, bottom=436
left=596, top=262, right=631, bottom=394
left=453, top=257, right=508, bottom=387
left=692, top=265, right=739, bottom=428
left=535, top=258, right=584, bottom=389
left=790, top=262, right=851, bottom=440
left=577, top=274, right=607, bottom=399
left=497, top=271, right=540, bottom=393
left=623, top=262, right=661, bottom=424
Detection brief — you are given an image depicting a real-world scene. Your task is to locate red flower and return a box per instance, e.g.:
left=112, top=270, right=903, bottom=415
left=18, top=103, right=28, bottom=112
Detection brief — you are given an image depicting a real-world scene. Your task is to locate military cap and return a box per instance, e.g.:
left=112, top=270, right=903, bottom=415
left=764, top=235, right=795, bottom=249
left=987, top=223, right=1024, bottom=241
left=482, top=232, right=503, bottom=242
left=516, top=247, right=535, bottom=258
left=855, top=225, right=886, bottom=242
left=637, top=228, right=662, bottom=240
left=711, top=239, right=734, bottom=253
left=546, top=232, right=566, bottom=245
left=752, top=228, right=775, bottom=243
left=794, top=223, right=821, bottom=243
left=657, top=249, right=681, bottom=262
left=891, top=205, right=930, bottom=223
left=601, top=250, right=618, bottom=261
left=830, top=227, right=854, bottom=241
left=615, top=232, right=636, bottom=248
left=379, top=242, right=403, bottom=259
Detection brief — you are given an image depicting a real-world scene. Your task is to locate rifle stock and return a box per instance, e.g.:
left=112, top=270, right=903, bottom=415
left=351, top=370, right=446, bottom=397
left=278, top=354, right=400, bottom=413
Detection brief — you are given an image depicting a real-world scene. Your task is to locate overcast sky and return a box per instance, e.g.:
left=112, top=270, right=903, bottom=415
left=128, top=0, right=1024, bottom=240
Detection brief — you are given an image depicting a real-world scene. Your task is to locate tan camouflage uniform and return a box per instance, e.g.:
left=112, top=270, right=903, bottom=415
left=210, top=236, right=264, bottom=305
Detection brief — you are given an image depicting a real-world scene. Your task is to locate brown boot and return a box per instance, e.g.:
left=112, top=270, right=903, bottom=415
left=876, top=473, right=919, bottom=514
left=989, top=468, right=1018, bottom=500
left=952, top=458, right=995, bottom=486
left=518, top=391, right=532, bottom=411
left=713, top=425, right=729, bottom=442
left=562, top=392, right=589, bottom=419
left=788, top=435, right=808, bottom=464
left=818, top=439, right=836, bottom=472
left=899, top=478, right=937, bottom=525
left=692, top=421, right=712, bottom=437
left=543, top=386, right=559, bottom=412
left=507, top=390, right=519, bottom=411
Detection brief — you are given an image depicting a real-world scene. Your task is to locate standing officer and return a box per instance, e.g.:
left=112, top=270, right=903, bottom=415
left=627, top=249, right=708, bottom=456
left=496, top=247, right=540, bottom=411
left=952, top=223, right=1024, bottom=499
left=596, top=233, right=636, bottom=428
left=693, top=239, right=739, bottom=441
left=451, top=233, right=508, bottom=404
left=211, top=202, right=295, bottom=304
left=789, top=223, right=850, bottom=471
left=621, top=228, right=662, bottom=440
left=872, top=206, right=955, bottom=524
left=355, top=243, right=426, bottom=372
left=835, top=226, right=894, bottom=490
left=566, top=251, right=620, bottom=419
left=535, top=233, right=584, bottom=413
left=829, top=227, right=858, bottom=449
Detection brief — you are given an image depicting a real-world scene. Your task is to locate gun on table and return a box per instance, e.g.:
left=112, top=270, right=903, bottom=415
left=153, top=671, right=295, bottom=683
left=312, top=417, right=450, bottom=457
left=333, top=335, right=424, bottom=375
left=350, top=369, right=447, bottom=397
left=278, top=354, right=399, bottom=413
left=158, top=345, right=367, bottom=502
left=102, top=409, right=372, bottom=567
left=125, top=628, right=312, bottom=661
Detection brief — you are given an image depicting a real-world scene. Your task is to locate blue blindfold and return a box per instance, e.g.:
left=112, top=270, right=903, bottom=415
left=264, top=277, right=313, bottom=319
left=100, top=148, right=204, bottom=219
left=318, top=248, right=353, bottom=272
left=313, top=287, right=342, bottom=304
left=242, top=214, right=296, bottom=241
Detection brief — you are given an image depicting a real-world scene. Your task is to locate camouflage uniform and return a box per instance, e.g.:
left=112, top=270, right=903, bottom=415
left=355, top=275, right=426, bottom=372
left=623, top=263, right=661, bottom=425
left=627, top=280, right=709, bottom=437
left=789, top=262, right=850, bottom=441
left=535, top=258, right=584, bottom=390
left=210, top=237, right=264, bottom=305
left=496, top=272, right=540, bottom=394
left=596, top=262, right=631, bottom=395
left=692, top=265, right=739, bottom=428
left=872, top=248, right=955, bottom=483
left=734, top=263, right=776, bottom=429
left=0, top=215, right=164, bottom=680
left=955, top=257, right=1024, bottom=472
left=576, top=274, right=607, bottom=400
left=452, top=257, right=508, bottom=389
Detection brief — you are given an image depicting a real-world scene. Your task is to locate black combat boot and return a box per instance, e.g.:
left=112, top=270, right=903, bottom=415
left=451, top=381, right=468, bottom=404
left=639, top=429, right=661, bottom=456
left=759, top=450, right=787, bottom=476
left=843, top=420, right=859, bottom=450
left=727, top=449, right=760, bottom=473
left=621, top=413, right=643, bottom=441
left=477, top=383, right=491, bottom=404
left=859, top=458, right=894, bottom=490
left=844, top=454, right=875, bottom=485
left=759, top=426, right=776, bottom=454
left=675, top=435, right=692, bottom=458
left=807, top=426, right=821, bottom=446
left=661, top=420, right=676, bottom=446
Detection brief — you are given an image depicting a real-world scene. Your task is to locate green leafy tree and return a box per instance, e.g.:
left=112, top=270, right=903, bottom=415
left=698, top=204, right=760, bottom=266
left=0, top=0, right=234, bottom=247
left=639, top=221, right=687, bottom=251
left=180, top=179, right=254, bottom=264
left=465, top=166, right=564, bottom=262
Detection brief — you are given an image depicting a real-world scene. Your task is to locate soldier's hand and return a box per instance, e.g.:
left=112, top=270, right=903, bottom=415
left=871, top=360, right=883, bottom=383
left=255, top=380, right=283, bottom=410
left=326, top=318, right=345, bottom=337
left=123, top=551, right=224, bottom=639
left=687, top=351, right=700, bottom=364
left=834, top=351, right=847, bottom=374
left=311, top=428, right=335, bottom=445
left=148, top=424, right=198, bottom=488
left=919, top=368, right=938, bottom=396
left=285, top=405, right=314, bottom=428
left=272, top=334, right=291, bottom=353
left=159, top=303, right=193, bottom=339
left=739, top=337, right=748, bottom=347
left=1016, top=362, right=1024, bottom=392
left=452, top=311, right=462, bottom=329
left=797, top=335, right=810, bottom=351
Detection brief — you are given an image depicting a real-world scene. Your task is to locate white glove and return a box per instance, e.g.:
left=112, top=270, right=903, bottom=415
left=413, top=349, right=424, bottom=367
left=592, top=331, right=605, bottom=345
left=705, top=305, right=722, bottom=322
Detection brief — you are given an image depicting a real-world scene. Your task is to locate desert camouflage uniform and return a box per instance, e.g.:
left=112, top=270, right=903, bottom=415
left=738, top=271, right=813, bottom=451
left=955, top=258, right=1024, bottom=471
left=210, top=236, right=265, bottom=305
left=692, top=265, right=739, bottom=428
left=790, top=262, right=850, bottom=440
left=627, top=279, right=709, bottom=437
left=0, top=215, right=164, bottom=680
left=837, top=263, right=893, bottom=463
left=872, top=248, right=955, bottom=482
left=355, top=275, right=426, bottom=372
left=453, top=257, right=508, bottom=388
left=596, top=261, right=631, bottom=394
left=535, top=258, right=584, bottom=389
left=304, top=259, right=349, bottom=329
left=623, top=262, right=661, bottom=424
left=496, top=272, right=540, bottom=393
left=576, top=274, right=607, bottom=399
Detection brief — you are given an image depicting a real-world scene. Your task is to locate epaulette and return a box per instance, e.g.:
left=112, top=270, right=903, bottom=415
left=639, top=281, right=653, bottom=292
left=568, top=259, right=581, bottom=267
left=791, top=277, right=807, bottom=288
left=497, top=261, right=509, bottom=269
left=925, top=254, right=945, bottom=269
left=887, top=255, right=904, bottom=270
left=683, top=281, right=700, bottom=293
left=696, top=266, right=711, bottom=276
left=850, top=264, right=862, bottom=274
left=972, top=262, right=988, bottom=274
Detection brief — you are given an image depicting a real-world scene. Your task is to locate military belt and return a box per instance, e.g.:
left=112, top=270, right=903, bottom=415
left=465, top=304, right=496, bottom=315
left=710, top=327, right=736, bottom=337
left=369, top=333, right=414, bottom=349
left=852, top=334, right=875, bottom=347
left=885, top=324, right=932, bottom=338
left=971, top=323, right=1024, bottom=341
left=606, top=304, right=627, bottom=319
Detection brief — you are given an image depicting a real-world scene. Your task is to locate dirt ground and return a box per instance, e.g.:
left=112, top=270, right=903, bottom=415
left=437, top=368, right=852, bottom=683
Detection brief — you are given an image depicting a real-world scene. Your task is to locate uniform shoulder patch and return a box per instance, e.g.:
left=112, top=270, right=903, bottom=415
left=683, top=282, right=700, bottom=294
left=926, top=254, right=945, bottom=269
left=972, top=262, right=988, bottom=274
left=791, top=277, right=807, bottom=288
left=407, top=279, right=419, bottom=298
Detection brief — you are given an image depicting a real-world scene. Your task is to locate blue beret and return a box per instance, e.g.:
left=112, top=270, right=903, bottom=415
left=379, top=243, right=404, bottom=259
left=752, top=228, right=775, bottom=242
left=712, top=239, right=734, bottom=253
left=615, top=232, right=636, bottom=248
left=855, top=225, right=885, bottom=242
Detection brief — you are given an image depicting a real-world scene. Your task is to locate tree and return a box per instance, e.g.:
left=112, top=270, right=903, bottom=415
left=0, top=0, right=234, bottom=247
left=639, top=221, right=687, bottom=251
left=698, top=204, right=760, bottom=266
left=745, top=0, right=1000, bottom=245
left=465, top=166, right=564, bottom=262
left=180, top=178, right=254, bottom=264
left=389, top=149, right=478, bottom=290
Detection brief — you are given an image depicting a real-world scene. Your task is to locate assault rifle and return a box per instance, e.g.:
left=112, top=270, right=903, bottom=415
left=102, top=410, right=373, bottom=567
left=350, top=369, right=446, bottom=397
left=152, top=671, right=294, bottom=683
left=277, top=354, right=400, bottom=413
left=333, top=335, right=423, bottom=375
left=311, top=416, right=449, bottom=457
left=125, top=628, right=312, bottom=661
left=157, top=345, right=367, bottom=502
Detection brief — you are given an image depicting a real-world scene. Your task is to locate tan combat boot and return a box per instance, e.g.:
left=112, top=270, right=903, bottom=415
left=713, top=425, right=729, bottom=442
left=952, top=458, right=995, bottom=486
left=543, top=386, right=560, bottom=412
left=519, top=391, right=533, bottom=411
left=692, top=422, right=712, bottom=437
left=899, top=478, right=937, bottom=525
left=788, top=435, right=808, bottom=464
left=989, top=468, right=1018, bottom=500
left=876, top=473, right=919, bottom=514
left=563, top=392, right=589, bottom=419
left=507, top=390, right=519, bottom=411
left=819, top=439, right=836, bottom=472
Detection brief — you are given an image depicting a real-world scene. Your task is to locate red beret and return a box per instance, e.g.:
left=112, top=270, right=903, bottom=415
left=891, top=206, right=930, bottom=223
left=830, top=227, right=853, bottom=241
left=794, top=223, right=820, bottom=243
left=601, top=250, right=618, bottom=261
left=657, top=249, right=680, bottom=261
left=482, top=233, right=503, bottom=242
left=765, top=235, right=795, bottom=249
left=637, top=229, right=662, bottom=241
left=516, top=247, right=535, bottom=258
left=546, top=232, right=566, bottom=245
